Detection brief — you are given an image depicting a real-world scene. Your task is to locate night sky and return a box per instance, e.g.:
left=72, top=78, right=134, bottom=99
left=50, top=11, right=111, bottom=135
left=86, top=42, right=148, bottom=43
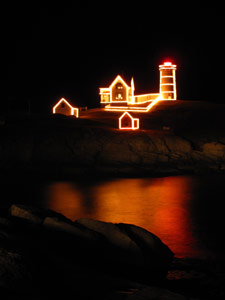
left=5, top=3, right=225, bottom=114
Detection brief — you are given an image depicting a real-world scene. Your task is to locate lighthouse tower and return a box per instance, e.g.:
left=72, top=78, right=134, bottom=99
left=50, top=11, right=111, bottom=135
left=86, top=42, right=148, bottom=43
left=159, top=62, right=177, bottom=100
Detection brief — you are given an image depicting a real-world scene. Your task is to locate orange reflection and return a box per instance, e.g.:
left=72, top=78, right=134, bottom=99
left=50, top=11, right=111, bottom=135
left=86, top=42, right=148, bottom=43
left=46, top=182, right=84, bottom=220
left=147, top=177, right=196, bottom=257
left=90, top=178, right=196, bottom=256
left=45, top=176, right=203, bottom=258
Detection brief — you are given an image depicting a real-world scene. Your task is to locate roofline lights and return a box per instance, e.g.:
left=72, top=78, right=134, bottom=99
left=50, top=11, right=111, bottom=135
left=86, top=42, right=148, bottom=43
left=53, top=98, right=79, bottom=117
left=159, top=61, right=177, bottom=70
left=119, top=112, right=139, bottom=130
left=109, top=75, right=130, bottom=103
left=105, top=97, right=161, bottom=113
left=100, top=60, right=177, bottom=106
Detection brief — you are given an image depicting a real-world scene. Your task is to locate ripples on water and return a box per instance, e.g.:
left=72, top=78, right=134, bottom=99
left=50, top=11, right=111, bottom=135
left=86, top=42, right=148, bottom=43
left=1, top=175, right=225, bottom=258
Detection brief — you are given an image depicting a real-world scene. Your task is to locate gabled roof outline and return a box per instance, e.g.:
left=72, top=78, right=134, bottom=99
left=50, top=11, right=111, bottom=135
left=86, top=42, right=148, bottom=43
left=109, top=75, right=131, bottom=90
left=53, top=98, right=79, bottom=117
left=119, top=111, right=139, bottom=130
left=109, top=75, right=131, bottom=103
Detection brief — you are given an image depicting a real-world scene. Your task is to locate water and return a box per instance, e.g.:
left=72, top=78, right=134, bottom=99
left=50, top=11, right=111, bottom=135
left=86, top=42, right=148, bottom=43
left=1, top=174, right=225, bottom=258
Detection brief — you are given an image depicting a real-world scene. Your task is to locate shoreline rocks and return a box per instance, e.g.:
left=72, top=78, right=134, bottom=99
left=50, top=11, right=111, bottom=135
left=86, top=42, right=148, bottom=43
left=1, top=102, right=225, bottom=178
left=0, top=204, right=173, bottom=298
left=1, top=204, right=225, bottom=299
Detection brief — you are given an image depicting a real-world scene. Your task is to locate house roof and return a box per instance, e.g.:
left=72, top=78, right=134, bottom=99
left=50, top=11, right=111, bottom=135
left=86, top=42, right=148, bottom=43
left=53, top=98, right=75, bottom=110
left=119, top=111, right=136, bottom=120
left=109, top=75, right=131, bottom=90
left=100, top=74, right=132, bottom=89
left=53, top=98, right=81, bottom=109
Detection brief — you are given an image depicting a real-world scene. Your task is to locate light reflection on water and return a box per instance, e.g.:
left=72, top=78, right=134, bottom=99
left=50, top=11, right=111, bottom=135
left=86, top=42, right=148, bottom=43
left=45, top=176, right=206, bottom=258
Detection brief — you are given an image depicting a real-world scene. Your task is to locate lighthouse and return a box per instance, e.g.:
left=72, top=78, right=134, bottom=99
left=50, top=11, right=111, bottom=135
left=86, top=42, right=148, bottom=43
left=159, top=62, right=177, bottom=100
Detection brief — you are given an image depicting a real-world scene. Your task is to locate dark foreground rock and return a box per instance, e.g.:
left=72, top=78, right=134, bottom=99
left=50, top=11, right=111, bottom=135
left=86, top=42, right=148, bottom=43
left=1, top=204, right=225, bottom=299
left=125, top=286, right=192, bottom=300
left=0, top=248, right=31, bottom=292
left=0, top=204, right=174, bottom=299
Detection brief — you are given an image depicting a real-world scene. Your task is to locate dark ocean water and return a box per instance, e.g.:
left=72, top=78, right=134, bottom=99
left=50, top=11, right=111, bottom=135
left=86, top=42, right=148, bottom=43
left=1, top=174, right=225, bottom=258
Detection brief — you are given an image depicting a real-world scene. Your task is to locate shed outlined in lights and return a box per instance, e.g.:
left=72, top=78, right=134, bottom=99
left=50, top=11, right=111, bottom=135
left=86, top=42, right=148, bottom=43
left=119, top=112, right=139, bottom=130
left=53, top=98, right=79, bottom=117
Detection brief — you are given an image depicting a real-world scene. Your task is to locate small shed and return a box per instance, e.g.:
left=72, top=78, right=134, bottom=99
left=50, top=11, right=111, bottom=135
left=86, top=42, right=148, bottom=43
left=119, top=112, right=139, bottom=130
left=53, top=98, right=79, bottom=117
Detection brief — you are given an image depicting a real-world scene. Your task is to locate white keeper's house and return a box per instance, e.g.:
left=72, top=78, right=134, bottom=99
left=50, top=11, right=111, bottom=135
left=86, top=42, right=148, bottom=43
left=99, top=61, right=177, bottom=112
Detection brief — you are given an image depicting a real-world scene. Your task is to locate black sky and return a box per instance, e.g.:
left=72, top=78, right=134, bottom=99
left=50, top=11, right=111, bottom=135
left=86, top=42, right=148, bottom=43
left=5, top=2, right=225, bottom=114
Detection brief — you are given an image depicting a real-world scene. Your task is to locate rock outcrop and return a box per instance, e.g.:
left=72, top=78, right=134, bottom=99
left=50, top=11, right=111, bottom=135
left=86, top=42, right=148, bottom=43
left=1, top=101, right=225, bottom=177
left=0, top=248, right=31, bottom=292
left=0, top=204, right=174, bottom=299
left=1, top=205, right=225, bottom=299
left=125, top=286, right=191, bottom=300
left=0, top=124, right=225, bottom=178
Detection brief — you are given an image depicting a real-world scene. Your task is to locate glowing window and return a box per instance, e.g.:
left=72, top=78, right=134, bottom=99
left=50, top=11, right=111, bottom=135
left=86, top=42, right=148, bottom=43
left=116, top=83, right=123, bottom=90
left=116, top=93, right=123, bottom=100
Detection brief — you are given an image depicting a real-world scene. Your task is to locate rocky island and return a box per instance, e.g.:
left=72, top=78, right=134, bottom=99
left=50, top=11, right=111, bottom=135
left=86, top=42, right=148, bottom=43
left=0, top=100, right=225, bottom=178
left=1, top=100, right=225, bottom=298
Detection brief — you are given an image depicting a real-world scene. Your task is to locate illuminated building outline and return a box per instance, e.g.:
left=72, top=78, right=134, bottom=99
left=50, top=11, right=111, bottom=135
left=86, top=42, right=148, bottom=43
left=100, top=61, right=177, bottom=112
left=109, top=75, right=130, bottom=103
left=53, top=98, right=79, bottom=118
left=159, top=62, right=177, bottom=100
left=105, top=97, right=161, bottom=113
left=119, top=112, right=139, bottom=130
